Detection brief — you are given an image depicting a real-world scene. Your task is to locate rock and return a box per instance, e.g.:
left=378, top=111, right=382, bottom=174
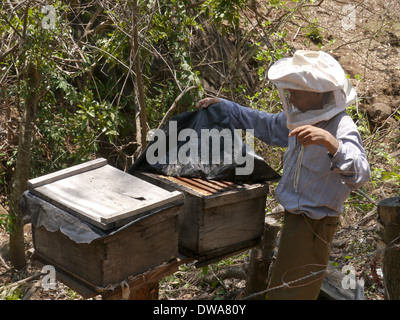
left=366, top=103, right=393, bottom=127
left=387, top=32, right=400, bottom=47
left=0, top=240, right=10, bottom=262
left=0, top=205, right=10, bottom=262
left=392, top=99, right=400, bottom=108
left=0, top=204, right=7, bottom=216
left=363, top=89, right=376, bottom=105
left=332, top=238, right=347, bottom=248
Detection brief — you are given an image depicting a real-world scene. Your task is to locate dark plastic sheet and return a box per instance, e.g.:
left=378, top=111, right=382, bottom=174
left=21, top=191, right=178, bottom=244
left=129, top=103, right=280, bottom=182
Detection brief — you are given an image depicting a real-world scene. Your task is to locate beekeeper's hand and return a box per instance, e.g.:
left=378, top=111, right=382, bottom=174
left=289, top=125, right=339, bottom=156
left=196, top=97, right=220, bottom=109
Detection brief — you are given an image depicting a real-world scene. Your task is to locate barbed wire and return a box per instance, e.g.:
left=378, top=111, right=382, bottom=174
left=241, top=267, right=327, bottom=300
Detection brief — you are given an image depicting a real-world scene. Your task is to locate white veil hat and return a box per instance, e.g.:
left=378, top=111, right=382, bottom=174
left=268, top=50, right=357, bottom=130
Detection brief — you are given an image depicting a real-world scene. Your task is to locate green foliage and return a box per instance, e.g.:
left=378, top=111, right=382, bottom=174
left=0, top=0, right=301, bottom=184
left=202, top=0, right=249, bottom=30
left=0, top=214, right=11, bottom=234
left=1, top=2, right=137, bottom=178
left=2, top=286, right=25, bottom=300
left=382, top=168, right=400, bottom=187
left=304, top=19, right=324, bottom=44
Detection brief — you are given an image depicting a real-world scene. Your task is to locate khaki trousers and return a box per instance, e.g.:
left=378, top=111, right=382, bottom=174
left=267, top=212, right=339, bottom=300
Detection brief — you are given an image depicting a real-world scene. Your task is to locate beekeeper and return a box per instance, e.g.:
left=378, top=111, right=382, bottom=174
left=196, top=50, right=370, bottom=300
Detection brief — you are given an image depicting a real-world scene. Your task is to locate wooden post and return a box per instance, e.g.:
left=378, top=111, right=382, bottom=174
left=377, top=197, right=400, bottom=300
left=244, top=216, right=280, bottom=299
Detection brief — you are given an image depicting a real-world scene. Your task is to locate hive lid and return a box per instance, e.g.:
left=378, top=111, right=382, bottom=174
left=28, top=158, right=183, bottom=230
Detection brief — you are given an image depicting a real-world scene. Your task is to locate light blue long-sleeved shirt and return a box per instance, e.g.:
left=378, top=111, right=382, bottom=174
left=220, top=98, right=371, bottom=219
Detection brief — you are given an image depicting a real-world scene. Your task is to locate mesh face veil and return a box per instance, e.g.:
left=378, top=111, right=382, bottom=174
left=268, top=50, right=357, bottom=130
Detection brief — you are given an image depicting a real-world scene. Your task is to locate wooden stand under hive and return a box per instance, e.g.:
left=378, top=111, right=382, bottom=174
left=133, top=171, right=269, bottom=265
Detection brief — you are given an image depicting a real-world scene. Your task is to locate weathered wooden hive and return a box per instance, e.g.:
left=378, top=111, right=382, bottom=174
left=133, top=171, right=268, bottom=265
left=24, top=158, right=183, bottom=289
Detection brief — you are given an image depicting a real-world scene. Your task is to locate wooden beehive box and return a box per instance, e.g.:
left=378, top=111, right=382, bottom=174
left=27, top=158, right=183, bottom=288
left=133, top=171, right=268, bottom=264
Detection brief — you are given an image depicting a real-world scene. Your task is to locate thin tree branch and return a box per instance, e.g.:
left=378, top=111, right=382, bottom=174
left=158, top=85, right=197, bottom=129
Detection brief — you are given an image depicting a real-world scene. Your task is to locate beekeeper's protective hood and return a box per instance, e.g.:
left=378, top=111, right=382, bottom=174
left=268, top=50, right=357, bottom=130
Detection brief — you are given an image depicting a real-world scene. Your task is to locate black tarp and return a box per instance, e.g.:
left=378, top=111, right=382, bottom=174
left=129, top=103, right=280, bottom=183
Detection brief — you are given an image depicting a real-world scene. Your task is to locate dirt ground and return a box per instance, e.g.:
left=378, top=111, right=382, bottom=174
left=1, top=0, right=399, bottom=300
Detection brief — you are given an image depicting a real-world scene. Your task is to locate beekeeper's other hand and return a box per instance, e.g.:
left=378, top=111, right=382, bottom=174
left=196, top=97, right=220, bottom=109
left=289, top=125, right=339, bottom=156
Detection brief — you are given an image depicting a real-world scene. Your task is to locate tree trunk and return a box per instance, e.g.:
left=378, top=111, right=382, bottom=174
left=9, top=62, right=40, bottom=270
left=244, top=216, right=280, bottom=299
left=132, top=0, right=147, bottom=154
left=377, top=196, right=400, bottom=300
